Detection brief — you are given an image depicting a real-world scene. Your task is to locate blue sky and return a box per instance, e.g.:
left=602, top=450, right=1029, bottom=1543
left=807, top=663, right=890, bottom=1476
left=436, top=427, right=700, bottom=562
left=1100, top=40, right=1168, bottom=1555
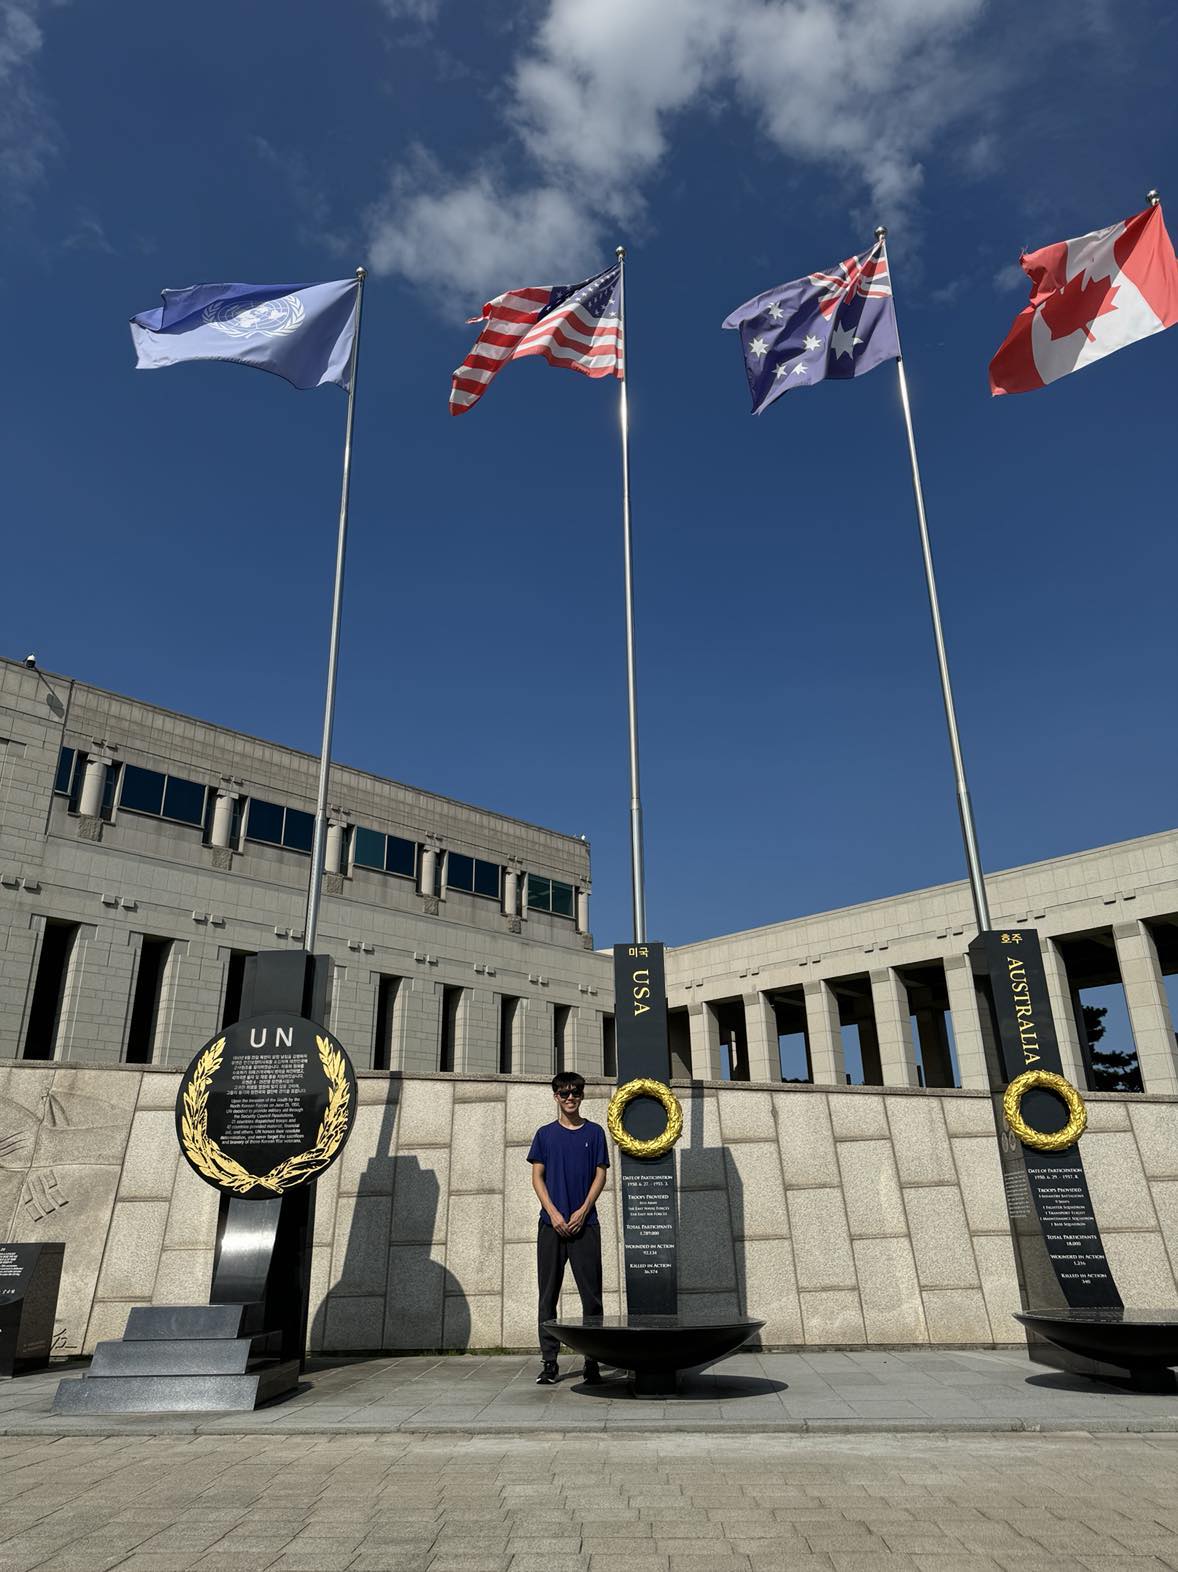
left=3, top=0, right=1176, bottom=949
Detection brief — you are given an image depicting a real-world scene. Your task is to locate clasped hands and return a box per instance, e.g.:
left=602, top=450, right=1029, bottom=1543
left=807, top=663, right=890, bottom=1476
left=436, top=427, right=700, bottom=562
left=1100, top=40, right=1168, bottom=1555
left=548, top=1207, right=588, bottom=1238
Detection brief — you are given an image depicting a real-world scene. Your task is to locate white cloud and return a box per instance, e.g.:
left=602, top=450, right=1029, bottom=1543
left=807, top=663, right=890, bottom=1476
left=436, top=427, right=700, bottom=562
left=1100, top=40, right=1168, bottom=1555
left=0, top=0, right=61, bottom=198
left=367, top=0, right=996, bottom=299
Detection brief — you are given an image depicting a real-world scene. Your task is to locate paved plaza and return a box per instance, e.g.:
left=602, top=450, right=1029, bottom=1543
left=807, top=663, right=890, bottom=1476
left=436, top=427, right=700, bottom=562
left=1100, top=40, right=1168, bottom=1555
left=2, top=1427, right=1178, bottom=1571
left=2, top=1352, right=1178, bottom=1569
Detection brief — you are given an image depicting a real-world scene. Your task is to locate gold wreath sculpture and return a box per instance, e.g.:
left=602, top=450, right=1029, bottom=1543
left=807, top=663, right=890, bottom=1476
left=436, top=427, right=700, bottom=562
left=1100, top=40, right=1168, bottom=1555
left=607, top=1077, right=684, bottom=1160
left=180, top=1035, right=351, bottom=1194
left=1003, top=1069, right=1087, bottom=1152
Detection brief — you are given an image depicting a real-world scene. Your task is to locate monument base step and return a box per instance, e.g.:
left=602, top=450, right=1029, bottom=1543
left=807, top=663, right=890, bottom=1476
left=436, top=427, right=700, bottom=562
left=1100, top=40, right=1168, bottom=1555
left=52, top=1359, right=299, bottom=1414
left=89, top=1331, right=281, bottom=1377
left=123, top=1303, right=265, bottom=1340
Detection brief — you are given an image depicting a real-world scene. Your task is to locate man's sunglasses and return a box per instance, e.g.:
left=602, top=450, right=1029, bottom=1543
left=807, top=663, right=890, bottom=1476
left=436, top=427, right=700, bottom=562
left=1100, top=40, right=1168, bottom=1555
left=555, top=1088, right=583, bottom=1099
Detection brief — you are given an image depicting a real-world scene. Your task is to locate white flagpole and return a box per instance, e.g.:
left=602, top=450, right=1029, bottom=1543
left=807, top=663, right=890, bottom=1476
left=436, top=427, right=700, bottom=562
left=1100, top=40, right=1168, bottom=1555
left=616, top=244, right=648, bottom=944
left=876, top=227, right=992, bottom=934
left=304, top=266, right=367, bottom=954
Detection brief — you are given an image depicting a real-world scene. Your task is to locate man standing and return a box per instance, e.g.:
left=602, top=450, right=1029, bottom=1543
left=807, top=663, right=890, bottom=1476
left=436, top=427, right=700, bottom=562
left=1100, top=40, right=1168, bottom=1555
left=527, top=1071, right=609, bottom=1384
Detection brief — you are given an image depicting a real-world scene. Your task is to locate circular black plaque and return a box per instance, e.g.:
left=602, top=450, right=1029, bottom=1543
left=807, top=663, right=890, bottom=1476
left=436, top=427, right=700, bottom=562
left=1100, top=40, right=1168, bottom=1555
left=175, top=1012, right=357, bottom=1197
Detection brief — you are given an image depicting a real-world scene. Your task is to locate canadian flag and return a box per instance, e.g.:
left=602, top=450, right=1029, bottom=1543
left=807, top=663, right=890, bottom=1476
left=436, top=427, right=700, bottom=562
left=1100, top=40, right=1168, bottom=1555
left=989, top=203, right=1178, bottom=395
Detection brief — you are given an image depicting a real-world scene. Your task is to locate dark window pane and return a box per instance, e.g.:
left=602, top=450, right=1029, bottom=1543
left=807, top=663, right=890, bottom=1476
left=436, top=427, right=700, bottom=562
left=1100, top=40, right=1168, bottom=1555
left=283, top=808, right=314, bottom=853
left=246, top=798, right=284, bottom=846
left=447, top=853, right=474, bottom=892
left=474, top=859, right=501, bottom=899
left=386, top=835, right=416, bottom=877
left=353, top=826, right=385, bottom=870
left=54, top=747, right=74, bottom=795
left=163, top=776, right=206, bottom=826
left=101, top=764, right=120, bottom=820
left=526, top=875, right=550, bottom=912
left=551, top=880, right=575, bottom=918
left=120, top=764, right=165, bottom=817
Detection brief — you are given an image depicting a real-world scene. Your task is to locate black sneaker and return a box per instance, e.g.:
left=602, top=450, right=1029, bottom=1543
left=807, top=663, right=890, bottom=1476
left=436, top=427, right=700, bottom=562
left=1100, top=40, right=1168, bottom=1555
left=582, top=1359, right=603, bottom=1385
left=535, top=1361, right=559, bottom=1385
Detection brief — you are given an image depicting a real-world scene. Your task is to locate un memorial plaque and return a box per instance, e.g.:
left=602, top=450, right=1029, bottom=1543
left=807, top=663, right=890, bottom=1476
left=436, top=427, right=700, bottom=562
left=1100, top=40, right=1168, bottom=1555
left=176, top=1012, right=357, bottom=1197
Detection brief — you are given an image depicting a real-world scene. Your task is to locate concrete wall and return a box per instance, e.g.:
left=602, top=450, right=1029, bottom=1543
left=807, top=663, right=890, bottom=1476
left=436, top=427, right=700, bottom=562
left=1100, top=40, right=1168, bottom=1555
left=5, top=1061, right=1178, bottom=1358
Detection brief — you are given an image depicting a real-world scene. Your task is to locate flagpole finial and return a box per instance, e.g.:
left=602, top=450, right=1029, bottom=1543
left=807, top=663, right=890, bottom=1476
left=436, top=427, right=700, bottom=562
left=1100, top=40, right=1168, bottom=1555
left=1147, top=190, right=1161, bottom=208
left=616, top=245, right=626, bottom=259
left=356, top=266, right=368, bottom=281
left=874, top=225, right=887, bottom=241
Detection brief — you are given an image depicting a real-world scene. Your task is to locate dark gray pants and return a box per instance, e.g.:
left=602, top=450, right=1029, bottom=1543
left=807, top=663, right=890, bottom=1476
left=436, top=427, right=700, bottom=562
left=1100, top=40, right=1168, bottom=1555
left=537, top=1221, right=603, bottom=1361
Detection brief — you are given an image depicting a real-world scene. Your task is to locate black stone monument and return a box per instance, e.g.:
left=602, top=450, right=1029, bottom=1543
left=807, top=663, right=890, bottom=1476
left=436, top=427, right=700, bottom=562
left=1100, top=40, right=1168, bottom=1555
left=549, top=941, right=761, bottom=1394
left=0, top=1242, right=63, bottom=1376
left=55, top=951, right=355, bottom=1414
left=973, top=928, right=1178, bottom=1387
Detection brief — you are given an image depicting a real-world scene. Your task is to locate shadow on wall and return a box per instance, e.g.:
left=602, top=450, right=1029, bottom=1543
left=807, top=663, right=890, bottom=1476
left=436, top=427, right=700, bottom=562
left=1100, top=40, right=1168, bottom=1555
left=310, top=1083, right=471, bottom=1354
left=677, top=1083, right=747, bottom=1335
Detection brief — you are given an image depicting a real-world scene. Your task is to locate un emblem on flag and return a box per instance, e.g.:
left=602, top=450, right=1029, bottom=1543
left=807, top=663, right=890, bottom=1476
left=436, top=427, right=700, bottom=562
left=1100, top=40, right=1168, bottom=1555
left=203, top=294, right=306, bottom=338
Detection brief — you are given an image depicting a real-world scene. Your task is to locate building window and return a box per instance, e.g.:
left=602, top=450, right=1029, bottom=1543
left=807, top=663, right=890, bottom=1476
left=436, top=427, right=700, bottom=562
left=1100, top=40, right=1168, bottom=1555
left=119, top=763, right=207, bottom=828
left=373, top=975, right=403, bottom=1071
left=245, top=798, right=314, bottom=854
left=126, top=937, right=172, bottom=1064
left=353, top=826, right=417, bottom=879
left=499, top=995, right=521, bottom=1074
left=526, top=874, right=575, bottom=917
left=446, top=852, right=501, bottom=900
left=553, top=1004, right=572, bottom=1074
left=221, top=949, right=257, bottom=1028
left=53, top=746, right=75, bottom=796
left=439, top=985, right=463, bottom=1072
left=22, top=921, right=79, bottom=1060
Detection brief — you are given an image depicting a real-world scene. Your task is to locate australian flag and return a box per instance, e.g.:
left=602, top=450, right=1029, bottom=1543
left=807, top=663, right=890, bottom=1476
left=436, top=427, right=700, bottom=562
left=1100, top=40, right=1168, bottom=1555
left=722, top=241, right=899, bottom=415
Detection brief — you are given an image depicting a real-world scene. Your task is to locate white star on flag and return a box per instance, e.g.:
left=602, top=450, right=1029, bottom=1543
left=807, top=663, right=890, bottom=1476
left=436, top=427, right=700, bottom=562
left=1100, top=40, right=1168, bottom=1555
left=831, top=324, right=863, bottom=359
left=767, top=303, right=784, bottom=321
left=773, top=363, right=788, bottom=378
left=749, top=337, right=769, bottom=358
left=791, top=364, right=807, bottom=376
left=803, top=334, right=823, bottom=352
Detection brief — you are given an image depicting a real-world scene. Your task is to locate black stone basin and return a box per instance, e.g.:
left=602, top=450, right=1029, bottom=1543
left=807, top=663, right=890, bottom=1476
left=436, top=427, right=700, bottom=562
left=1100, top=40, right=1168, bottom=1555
left=1015, top=1309, right=1178, bottom=1390
left=546, top=1312, right=764, bottom=1395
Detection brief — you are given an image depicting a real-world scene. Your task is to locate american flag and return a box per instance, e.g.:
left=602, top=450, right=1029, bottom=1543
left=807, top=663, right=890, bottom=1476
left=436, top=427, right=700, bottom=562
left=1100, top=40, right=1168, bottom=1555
left=450, top=263, right=623, bottom=415
left=808, top=244, right=891, bottom=320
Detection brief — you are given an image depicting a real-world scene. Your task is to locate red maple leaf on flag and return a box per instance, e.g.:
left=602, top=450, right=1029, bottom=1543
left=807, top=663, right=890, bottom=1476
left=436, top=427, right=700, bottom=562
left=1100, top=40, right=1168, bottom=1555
left=1040, top=270, right=1120, bottom=342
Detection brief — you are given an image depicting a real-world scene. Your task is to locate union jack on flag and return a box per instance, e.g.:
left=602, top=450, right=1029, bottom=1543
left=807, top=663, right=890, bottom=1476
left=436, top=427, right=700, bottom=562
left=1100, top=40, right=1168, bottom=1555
left=809, top=244, right=892, bottom=320
left=450, top=263, right=623, bottom=415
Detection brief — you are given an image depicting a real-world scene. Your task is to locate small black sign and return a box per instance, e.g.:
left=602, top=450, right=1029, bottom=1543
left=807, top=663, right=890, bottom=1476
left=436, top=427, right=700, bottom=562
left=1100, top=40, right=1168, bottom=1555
left=176, top=1012, right=356, bottom=1198
left=0, top=1243, right=64, bottom=1376
left=621, top=1158, right=678, bottom=1315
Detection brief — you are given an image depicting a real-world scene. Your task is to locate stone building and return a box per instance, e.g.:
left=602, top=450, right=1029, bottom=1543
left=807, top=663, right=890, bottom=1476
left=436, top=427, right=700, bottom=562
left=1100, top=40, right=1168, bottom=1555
left=2, top=654, right=1177, bottom=1356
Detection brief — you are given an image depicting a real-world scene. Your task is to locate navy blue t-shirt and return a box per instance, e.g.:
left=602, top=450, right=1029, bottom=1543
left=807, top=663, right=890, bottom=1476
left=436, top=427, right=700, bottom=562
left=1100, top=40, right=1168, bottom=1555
left=526, top=1119, right=609, bottom=1228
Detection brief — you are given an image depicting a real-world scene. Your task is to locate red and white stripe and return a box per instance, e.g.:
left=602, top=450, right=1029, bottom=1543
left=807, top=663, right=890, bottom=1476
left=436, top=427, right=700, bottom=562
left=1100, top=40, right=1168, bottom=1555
left=450, top=283, right=624, bottom=415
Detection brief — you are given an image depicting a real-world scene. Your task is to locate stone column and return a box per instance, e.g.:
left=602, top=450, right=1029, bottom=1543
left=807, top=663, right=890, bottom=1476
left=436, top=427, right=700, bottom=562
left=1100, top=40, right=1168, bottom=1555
left=803, top=979, right=846, bottom=1086
left=210, top=790, right=238, bottom=849
left=78, top=754, right=110, bottom=818
left=420, top=843, right=439, bottom=899
left=870, top=968, right=919, bottom=1087
left=520, top=871, right=530, bottom=918
left=1040, top=938, right=1087, bottom=1087
left=742, top=991, right=778, bottom=1081
left=576, top=886, right=591, bottom=935
left=503, top=866, right=519, bottom=918
left=1113, top=920, right=1178, bottom=1094
left=943, top=956, right=988, bottom=1089
left=688, top=1001, right=724, bottom=1080
left=324, top=818, right=346, bottom=876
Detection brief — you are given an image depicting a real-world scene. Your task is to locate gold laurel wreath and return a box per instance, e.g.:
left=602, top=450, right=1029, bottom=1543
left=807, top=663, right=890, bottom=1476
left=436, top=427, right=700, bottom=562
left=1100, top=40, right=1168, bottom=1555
left=1003, top=1069, right=1087, bottom=1152
left=180, top=1034, right=351, bottom=1194
left=607, top=1077, right=683, bottom=1160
